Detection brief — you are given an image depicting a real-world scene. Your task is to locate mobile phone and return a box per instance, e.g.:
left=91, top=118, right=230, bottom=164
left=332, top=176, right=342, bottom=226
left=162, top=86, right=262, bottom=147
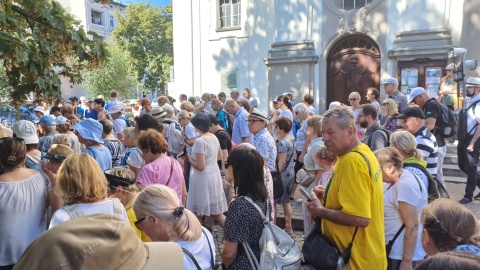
left=299, top=186, right=313, bottom=202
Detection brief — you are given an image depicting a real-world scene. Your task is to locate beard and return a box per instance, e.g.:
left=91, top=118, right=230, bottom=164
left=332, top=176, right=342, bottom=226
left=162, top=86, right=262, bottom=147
left=467, top=89, right=475, bottom=97
left=359, top=120, right=368, bottom=128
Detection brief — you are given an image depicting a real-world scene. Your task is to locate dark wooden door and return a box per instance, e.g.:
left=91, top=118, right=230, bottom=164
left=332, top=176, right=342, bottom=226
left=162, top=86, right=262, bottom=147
left=327, top=35, right=381, bottom=106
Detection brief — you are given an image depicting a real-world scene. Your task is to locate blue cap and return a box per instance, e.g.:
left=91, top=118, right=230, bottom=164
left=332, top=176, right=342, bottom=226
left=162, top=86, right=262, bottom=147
left=70, top=118, right=104, bottom=144
left=382, top=78, right=399, bottom=85
left=38, top=115, right=56, bottom=126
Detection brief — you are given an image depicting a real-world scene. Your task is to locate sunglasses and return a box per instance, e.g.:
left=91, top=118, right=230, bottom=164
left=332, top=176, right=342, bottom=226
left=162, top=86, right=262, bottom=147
left=134, top=217, right=146, bottom=231
left=349, top=98, right=357, bottom=101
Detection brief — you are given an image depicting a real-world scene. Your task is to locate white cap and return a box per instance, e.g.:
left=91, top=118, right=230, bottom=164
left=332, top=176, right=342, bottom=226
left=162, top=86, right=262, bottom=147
left=407, top=87, right=427, bottom=103
left=33, top=106, right=45, bottom=114
left=55, top=116, right=70, bottom=125
left=12, top=120, right=39, bottom=144
left=107, top=104, right=124, bottom=115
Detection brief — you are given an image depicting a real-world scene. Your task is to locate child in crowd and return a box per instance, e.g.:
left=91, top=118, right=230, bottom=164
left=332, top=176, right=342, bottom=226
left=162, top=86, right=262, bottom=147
left=315, top=146, right=337, bottom=186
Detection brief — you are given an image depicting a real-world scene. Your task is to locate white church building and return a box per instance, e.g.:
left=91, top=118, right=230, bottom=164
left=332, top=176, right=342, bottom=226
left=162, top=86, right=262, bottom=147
left=171, top=0, right=480, bottom=112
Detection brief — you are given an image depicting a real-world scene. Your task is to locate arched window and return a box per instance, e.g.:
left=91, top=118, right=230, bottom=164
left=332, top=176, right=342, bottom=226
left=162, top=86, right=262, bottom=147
left=332, top=0, right=371, bottom=10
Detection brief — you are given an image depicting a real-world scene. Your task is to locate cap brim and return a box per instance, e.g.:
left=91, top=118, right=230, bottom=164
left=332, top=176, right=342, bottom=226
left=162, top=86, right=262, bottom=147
left=394, top=114, right=408, bottom=119
left=142, top=242, right=184, bottom=270
left=407, top=95, right=416, bottom=104
left=466, top=83, right=480, bottom=87
left=152, top=112, right=167, bottom=118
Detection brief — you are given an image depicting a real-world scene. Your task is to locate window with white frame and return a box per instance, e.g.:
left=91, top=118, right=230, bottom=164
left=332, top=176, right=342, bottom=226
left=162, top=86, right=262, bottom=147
left=332, top=0, right=371, bottom=10
left=219, top=0, right=241, bottom=29
left=109, top=15, right=114, bottom=28
left=91, top=10, right=103, bottom=25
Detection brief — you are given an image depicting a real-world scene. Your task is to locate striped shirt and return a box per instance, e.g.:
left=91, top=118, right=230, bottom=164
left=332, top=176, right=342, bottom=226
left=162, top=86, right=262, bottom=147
left=414, top=126, right=438, bottom=175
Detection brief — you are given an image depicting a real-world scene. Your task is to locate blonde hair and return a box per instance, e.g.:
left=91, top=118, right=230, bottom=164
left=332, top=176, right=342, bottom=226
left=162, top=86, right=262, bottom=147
left=306, top=115, right=323, bottom=137
left=47, top=144, right=74, bottom=159
left=177, top=110, right=194, bottom=120
left=60, top=104, right=74, bottom=115
left=374, top=147, right=404, bottom=170
left=180, top=102, right=195, bottom=113
left=390, top=130, right=424, bottom=160
left=122, top=127, right=137, bottom=146
left=56, top=123, right=71, bottom=133
left=52, top=134, right=71, bottom=148
left=348, top=91, right=361, bottom=100
left=133, top=185, right=202, bottom=242
left=421, top=199, right=480, bottom=251
left=55, top=153, right=108, bottom=205
left=315, top=146, right=337, bottom=164
left=382, top=98, right=398, bottom=116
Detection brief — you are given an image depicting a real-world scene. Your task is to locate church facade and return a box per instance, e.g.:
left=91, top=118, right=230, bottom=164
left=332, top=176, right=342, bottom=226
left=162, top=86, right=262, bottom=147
left=171, top=0, right=480, bottom=112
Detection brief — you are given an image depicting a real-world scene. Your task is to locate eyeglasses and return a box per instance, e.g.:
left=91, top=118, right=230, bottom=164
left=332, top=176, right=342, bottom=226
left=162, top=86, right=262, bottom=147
left=247, top=119, right=262, bottom=124
left=349, top=98, right=357, bottom=101
left=134, top=217, right=146, bottom=231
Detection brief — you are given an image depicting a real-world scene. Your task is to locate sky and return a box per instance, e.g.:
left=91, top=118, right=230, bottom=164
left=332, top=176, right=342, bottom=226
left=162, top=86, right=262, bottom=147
left=124, top=0, right=171, bottom=7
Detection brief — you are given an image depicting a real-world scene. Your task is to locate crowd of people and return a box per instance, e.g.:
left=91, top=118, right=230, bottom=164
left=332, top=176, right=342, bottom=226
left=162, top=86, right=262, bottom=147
left=0, top=78, right=479, bottom=270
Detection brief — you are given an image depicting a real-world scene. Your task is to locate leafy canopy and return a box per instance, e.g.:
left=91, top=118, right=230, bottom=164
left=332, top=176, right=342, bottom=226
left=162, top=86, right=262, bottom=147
left=113, top=2, right=173, bottom=94
left=0, top=0, right=107, bottom=108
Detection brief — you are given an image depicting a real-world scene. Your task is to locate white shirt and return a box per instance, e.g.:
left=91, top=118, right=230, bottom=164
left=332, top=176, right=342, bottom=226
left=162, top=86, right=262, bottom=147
left=113, top=117, right=127, bottom=135
left=384, top=170, right=427, bottom=261
left=177, top=228, right=215, bottom=270
left=465, top=94, right=480, bottom=135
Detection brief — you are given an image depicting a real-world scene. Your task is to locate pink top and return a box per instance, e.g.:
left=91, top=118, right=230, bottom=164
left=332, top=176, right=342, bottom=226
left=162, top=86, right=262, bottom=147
left=136, top=155, right=184, bottom=202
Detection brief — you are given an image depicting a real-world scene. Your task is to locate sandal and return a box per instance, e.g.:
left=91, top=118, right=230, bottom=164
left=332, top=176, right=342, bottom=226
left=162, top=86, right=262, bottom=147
left=284, top=229, right=294, bottom=237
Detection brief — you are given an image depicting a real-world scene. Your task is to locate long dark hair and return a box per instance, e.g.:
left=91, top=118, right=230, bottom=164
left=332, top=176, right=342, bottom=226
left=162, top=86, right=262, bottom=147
left=227, top=146, right=267, bottom=202
left=282, top=95, right=293, bottom=111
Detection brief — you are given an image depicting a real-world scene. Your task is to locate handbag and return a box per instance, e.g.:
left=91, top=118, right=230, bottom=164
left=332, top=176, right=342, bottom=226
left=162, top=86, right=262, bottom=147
left=302, top=150, right=370, bottom=269
left=295, top=168, right=316, bottom=187
left=271, top=147, right=293, bottom=199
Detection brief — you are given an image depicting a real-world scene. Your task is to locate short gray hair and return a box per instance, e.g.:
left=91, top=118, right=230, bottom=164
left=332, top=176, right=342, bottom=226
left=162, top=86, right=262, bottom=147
left=293, top=103, right=309, bottom=115
left=322, top=105, right=355, bottom=131
left=162, top=104, right=174, bottom=114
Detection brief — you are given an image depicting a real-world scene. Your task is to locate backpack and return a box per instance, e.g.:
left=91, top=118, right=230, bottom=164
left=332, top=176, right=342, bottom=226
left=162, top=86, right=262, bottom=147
left=241, top=196, right=301, bottom=270
left=366, top=125, right=391, bottom=148
left=118, top=115, right=135, bottom=127
left=403, top=162, right=450, bottom=203
left=435, top=101, right=457, bottom=138
left=456, top=100, right=480, bottom=141
left=166, top=122, right=185, bottom=155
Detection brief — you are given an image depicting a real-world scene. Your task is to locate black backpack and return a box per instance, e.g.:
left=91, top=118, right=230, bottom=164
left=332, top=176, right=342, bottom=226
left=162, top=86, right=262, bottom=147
left=366, top=125, right=391, bottom=148
left=403, top=162, right=450, bottom=203
left=436, top=102, right=457, bottom=138
left=456, top=100, right=480, bottom=141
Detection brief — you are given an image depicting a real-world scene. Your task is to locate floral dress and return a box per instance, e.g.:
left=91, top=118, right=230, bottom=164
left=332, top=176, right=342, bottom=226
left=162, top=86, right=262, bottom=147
left=275, top=137, right=295, bottom=204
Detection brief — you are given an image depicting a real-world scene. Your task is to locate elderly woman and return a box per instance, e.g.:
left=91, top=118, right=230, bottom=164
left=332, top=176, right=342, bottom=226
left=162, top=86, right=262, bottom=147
left=292, top=103, right=310, bottom=200
left=222, top=147, right=272, bottom=269
left=136, top=129, right=186, bottom=205
left=178, top=110, right=197, bottom=191
left=297, top=115, right=325, bottom=235
left=99, top=119, right=125, bottom=167
left=54, top=116, right=81, bottom=153
left=382, top=98, right=401, bottom=132
left=140, top=98, right=152, bottom=115
left=0, top=137, right=50, bottom=269
left=421, top=198, right=480, bottom=256
left=49, top=153, right=128, bottom=228
left=348, top=91, right=364, bottom=138
left=390, top=131, right=429, bottom=190
left=70, top=118, right=112, bottom=171
left=438, top=63, right=460, bottom=110
left=134, top=185, right=215, bottom=269
left=375, top=147, right=428, bottom=270
left=274, top=116, right=295, bottom=235
left=105, top=167, right=150, bottom=242
left=187, top=113, right=227, bottom=229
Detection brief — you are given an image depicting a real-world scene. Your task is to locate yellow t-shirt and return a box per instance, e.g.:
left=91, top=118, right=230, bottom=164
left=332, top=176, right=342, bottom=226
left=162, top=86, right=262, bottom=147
left=125, top=199, right=151, bottom=242
left=322, top=144, right=386, bottom=270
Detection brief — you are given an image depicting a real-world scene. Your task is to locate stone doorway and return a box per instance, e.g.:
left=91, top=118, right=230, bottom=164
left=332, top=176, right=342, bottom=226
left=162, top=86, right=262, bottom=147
left=327, top=35, right=381, bottom=106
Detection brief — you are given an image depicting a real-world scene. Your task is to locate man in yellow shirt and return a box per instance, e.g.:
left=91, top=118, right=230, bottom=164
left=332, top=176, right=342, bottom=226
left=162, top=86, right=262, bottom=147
left=306, top=106, right=386, bottom=270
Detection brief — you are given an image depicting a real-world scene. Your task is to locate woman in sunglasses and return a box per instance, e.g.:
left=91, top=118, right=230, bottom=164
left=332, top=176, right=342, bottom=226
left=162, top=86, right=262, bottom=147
left=420, top=198, right=480, bottom=256
left=375, top=147, right=428, bottom=270
left=133, top=184, right=215, bottom=270
left=438, top=63, right=460, bottom=110
left=0, top=137, right=50, bottom=269
left=348, top=91, right=364, bottom=139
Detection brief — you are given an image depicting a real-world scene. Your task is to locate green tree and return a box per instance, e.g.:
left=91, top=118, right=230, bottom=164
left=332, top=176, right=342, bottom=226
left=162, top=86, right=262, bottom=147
left=113, top=2, right=173, bottom=94
left=0, top=0, right=107, bottom=116
left=83, top=40, right=137, bottom=99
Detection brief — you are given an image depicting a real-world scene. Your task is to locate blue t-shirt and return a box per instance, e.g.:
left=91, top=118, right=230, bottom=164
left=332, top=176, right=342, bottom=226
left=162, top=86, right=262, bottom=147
left=83, top=146, right=112, bottom=171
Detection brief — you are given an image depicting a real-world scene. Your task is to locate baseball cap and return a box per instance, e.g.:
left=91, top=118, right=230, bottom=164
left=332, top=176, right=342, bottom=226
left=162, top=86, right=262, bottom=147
left=68, top=96, right=78, bottom=102
left=107, top=104, right=124, bottom=115
left=407, top=87, right=426, bottom=103
left=55, top=116, right=70, bottom=125
left=38, top=115, right=56, bottom=126
left=70, top=118, right=104, bottom=144
left=12, top=120, right=39, bottom=144
left=43, top=144, right=74, bottom=162
left=382, top=78, right=399, bottom=85
left=466, top=77, right=480, bottom=87
left=282, top=91, right=293, bottom=96
left=33, top=106, right=45, bottom=114
left=12, top=214, right=184, bottom=270
left=394, top=107, right=425, bottom=120
left=249, top=108, right=269, bottom=123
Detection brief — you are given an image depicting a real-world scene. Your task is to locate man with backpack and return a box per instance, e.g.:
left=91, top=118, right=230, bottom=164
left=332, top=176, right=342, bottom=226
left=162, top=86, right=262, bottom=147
left=457, top=77, right=480, bottom=204
left=408, top=87, right=447, bottom=189
left=358, top=104, right=390, bottom=151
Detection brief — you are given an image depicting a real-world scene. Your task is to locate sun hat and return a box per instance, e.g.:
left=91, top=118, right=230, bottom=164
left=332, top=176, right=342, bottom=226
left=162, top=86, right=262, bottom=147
left=38, top=115, right=56, bottom=126
left=33, top=106, right=45, bottom=114
left=249, top=108, right=269, bottom=123
left=12, top=214, right=184, bottom=270
left=407, top=87, right=426, bottom=103
left=70, top=118, right=104, bottom=144
left=107, top=104, right=124, bottom=115
left=394, top=107, right=425, bottom=120
left=55, top=116, right=70, bottom=125
left=104, top=169, right=136, bottom=188
left=466, top=77, right=480, bottom=87
left=43, top=144, right=74, bottom=162
left=151, top=107, right=167, bottom=118
left=190, top=112, right=211, bottom=133
left=382, top=77, right=399, bottom=85
left=12, top=120, right=39, bottom=144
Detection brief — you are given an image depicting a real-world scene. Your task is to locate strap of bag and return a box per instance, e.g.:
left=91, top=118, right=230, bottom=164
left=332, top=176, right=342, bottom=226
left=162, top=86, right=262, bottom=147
left=465, top=100, right=480, bottom=134
left=241, top=242, right=260, bottom=270
left=111, top=198, right=124, bottom=218
left=63, top=204, right=84, bottom=219
left=202, top=228, right=215, bottom=268
left=182, top=248, right=202, bottom=270
left=243, top=196, right=268, bottom=223
left=275, top=142, right=294, bottom=173
left=165, top=156, right=175, bottom=186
